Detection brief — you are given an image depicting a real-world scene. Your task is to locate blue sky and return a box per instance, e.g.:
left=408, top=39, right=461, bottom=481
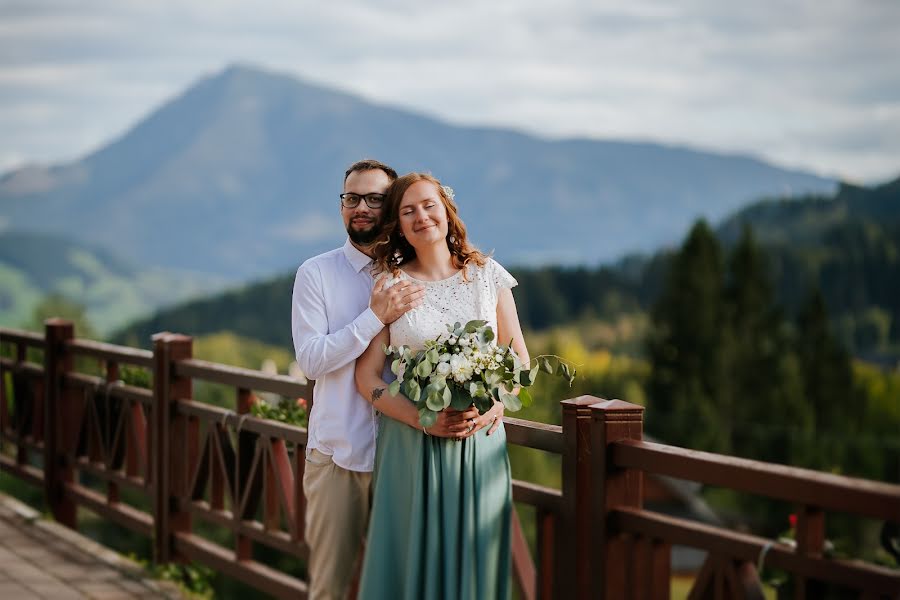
left=1, top=0, right=899, bottom=183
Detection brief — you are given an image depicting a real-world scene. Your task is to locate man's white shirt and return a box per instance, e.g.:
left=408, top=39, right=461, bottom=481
left=291, top=239, right=385, bottom=472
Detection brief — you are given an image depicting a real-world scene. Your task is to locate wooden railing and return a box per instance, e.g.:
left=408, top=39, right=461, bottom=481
left=2, top=321, right=898, bottom=599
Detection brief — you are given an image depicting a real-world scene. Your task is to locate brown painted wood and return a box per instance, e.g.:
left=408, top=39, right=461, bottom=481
left=590, top=399, right=645, bottom=600
left=67, top=338, right=153, bottom=366
left=612, top=507, right=900, bottom=595
left=44, top=319, right=76, bottom=527
left=535, top=508, right=555, bottom=600
left=177, top=398, right=308, bottom=443
left=512, top=479, right=563, bottom=512
left=612, top=440, right=900, bottom=521
left=561, top=395, right=604, bottom=600
left=174, top=532, right=308, bottom=599
left=293, top=443, right=306, bottom=543
left=66, top=481, right=154, bottom=537
left=268, top=438, right=295, bottom=524
left=511, top=506, right=537, bottom=600
left=175, top=358, right=310, bottom=399
left=236, top=387, right=258, bottom=562
left=503, top=416, right=564, bottom=453
left=151, top=332, right=193, bottom=563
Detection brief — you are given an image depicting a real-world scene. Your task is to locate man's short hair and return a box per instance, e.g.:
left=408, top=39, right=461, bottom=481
left=344, top=159, right=398, bottom=183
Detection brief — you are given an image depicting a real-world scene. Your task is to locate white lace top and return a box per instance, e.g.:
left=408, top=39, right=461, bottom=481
left=382, top=258, right=518, bottom=350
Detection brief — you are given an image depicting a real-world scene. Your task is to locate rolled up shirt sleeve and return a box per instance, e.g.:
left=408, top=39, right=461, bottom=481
left=291, top=263, right=384, bottom=380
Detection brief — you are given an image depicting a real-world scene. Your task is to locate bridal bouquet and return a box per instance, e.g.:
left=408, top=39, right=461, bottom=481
left=384, top=320, right=576, bottom=427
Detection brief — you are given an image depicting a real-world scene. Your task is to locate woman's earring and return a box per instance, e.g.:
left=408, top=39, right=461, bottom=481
left=448, top=235, right=456, bottom=244
left=393, top=249, right=404, bottom=264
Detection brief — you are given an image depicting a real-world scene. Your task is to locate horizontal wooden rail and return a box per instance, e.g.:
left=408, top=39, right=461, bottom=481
left=0, top=358, right=44, bottom=376
left=512, top=480, right=563, bottom=512
left=183, top=500, right=310, bottom=559
left=503, top=416, right=563, bottom=454
left=174, top=532, right=308, bottom=600
left=63, top=372, right=153, bottom=405
left=65, top=482, right=154, bottom=537
left=612, top=439, right=900, bottom=521
left=66, top=338, right=154, bottom=367
left=611, top=506, right=900, bottom=596
left=175, top=359, right=310, bottom=398
left=74, top=457, right=150, bottom=492
left=0, top=454, right=44, bottom=486
left=176, top=399, right=309, bottom=444
left=0, top=329, right=45, bottom=348
left=0, top=431, right=44, bottom=454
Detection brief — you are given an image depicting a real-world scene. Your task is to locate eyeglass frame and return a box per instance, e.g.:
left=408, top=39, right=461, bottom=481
left=339, top=193, right=385, bottom=209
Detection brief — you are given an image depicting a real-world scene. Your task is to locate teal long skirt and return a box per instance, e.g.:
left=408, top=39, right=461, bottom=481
left=359, top=415, right=512, bottom=600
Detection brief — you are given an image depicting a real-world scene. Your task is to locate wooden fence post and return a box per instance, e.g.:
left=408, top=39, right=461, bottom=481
left=152, top=332, right=193, bottom=564
left=560, top=395, right=606, bottom=600
left=590, top=399, right=651, bottom=600
left=44, top=318, right=76, bottom=527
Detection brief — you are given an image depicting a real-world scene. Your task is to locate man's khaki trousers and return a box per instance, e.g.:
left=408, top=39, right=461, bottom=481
left=303, top=449, right=372, bottom=600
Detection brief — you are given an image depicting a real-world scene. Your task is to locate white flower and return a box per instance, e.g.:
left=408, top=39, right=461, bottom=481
left=436, top=361, right=451, bottom=377
left=458, top=336, right=471, bottom=347
left=450, top=354, right=474, bottom=383
left=448, top=336, right=458, bottom=345
left=439, top=353, right=451, bottom=363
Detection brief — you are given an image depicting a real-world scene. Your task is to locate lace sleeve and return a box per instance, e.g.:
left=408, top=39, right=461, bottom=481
left=489, top=258, right=518, bottom=291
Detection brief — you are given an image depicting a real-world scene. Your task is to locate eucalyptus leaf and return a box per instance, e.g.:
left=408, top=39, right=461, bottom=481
left=388, top=380, right=401, bottom=397
left=540, top=357, right=554, bottom=374
left=416, top=359, right=433, bottom=378
left=501, top=392, right=522, bottom=412
left=478, top=328, right=495, bottom=345
left=442, top=385, right=452, bottom=408
left=518, top=387, right=533, bottom=407
left=418, top=408, right=438, bottom=427
left=519, top=368, right=534, bottom=387
left=408, top=379, right=421, bottom=403
left=464, top=319, right=487, bottom=333
left=426, top=391, right=445, bottom=411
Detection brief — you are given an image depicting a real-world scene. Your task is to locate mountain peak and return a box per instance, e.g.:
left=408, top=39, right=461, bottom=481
left=0, top=64, right=836, bottom=277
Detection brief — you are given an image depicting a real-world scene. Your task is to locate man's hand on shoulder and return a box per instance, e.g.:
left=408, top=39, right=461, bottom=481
left=370, top=276, right=425, bottom=324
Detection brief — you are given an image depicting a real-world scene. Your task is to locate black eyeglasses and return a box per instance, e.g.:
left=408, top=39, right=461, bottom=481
left=340, top=193, right=385, bottom=209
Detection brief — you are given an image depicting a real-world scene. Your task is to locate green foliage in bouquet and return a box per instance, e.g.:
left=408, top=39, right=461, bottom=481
left=384, top=320, right=576, bottom=427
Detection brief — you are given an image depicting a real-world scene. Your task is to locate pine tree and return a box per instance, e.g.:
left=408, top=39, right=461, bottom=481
left=796, top=287, right=856, bottom=471
left=647, top=220, right=730, bottom=452
left=723, top=226, right=811, bottom=463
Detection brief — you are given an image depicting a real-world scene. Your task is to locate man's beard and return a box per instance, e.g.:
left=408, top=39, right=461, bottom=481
left=347, top=220, right=382, bottom=245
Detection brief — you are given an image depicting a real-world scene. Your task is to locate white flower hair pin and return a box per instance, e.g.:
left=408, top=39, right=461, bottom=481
left=441, top=185, right=455, bottom=200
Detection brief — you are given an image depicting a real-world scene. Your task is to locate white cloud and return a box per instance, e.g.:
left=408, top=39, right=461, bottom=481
left=0, top=0, right=898, bottom=181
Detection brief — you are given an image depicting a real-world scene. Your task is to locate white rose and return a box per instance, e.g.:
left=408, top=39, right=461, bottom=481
left=439, top=353, right=451, bottom=363
left=436, top=362, right=451, bottom=377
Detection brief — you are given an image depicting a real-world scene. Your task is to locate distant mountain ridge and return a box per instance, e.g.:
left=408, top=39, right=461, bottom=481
left=113, top=175, right=900, bottom=357
left=1, top=63, right=835, bottom=279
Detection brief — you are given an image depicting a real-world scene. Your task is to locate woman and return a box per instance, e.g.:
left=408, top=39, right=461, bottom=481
left=354, top=173, right=527, bottom=599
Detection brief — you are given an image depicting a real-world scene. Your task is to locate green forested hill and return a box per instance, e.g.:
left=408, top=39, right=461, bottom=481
left=113, top=176, right=900, bottom=356
left=0, top=230, right=230, bottom=335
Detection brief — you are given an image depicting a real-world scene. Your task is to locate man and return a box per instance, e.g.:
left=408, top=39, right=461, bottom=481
left=292, top=159, right=477, bottom=599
